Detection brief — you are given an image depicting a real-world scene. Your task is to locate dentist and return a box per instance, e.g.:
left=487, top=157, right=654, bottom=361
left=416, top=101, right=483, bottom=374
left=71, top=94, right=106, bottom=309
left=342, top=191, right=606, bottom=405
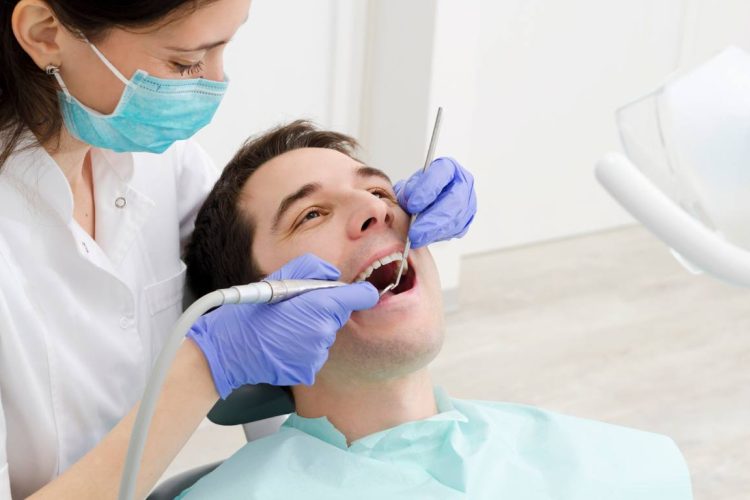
left=0, top=0, right=477, bottom=498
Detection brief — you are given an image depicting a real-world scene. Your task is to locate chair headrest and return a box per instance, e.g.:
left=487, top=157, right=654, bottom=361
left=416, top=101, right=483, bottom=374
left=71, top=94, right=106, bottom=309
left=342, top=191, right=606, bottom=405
left=207, top=384, right=295, bottom=426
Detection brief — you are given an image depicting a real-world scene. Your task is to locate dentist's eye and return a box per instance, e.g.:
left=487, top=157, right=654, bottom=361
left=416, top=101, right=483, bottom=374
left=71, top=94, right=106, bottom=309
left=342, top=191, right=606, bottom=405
left=172, top=60, right=205, bottom=76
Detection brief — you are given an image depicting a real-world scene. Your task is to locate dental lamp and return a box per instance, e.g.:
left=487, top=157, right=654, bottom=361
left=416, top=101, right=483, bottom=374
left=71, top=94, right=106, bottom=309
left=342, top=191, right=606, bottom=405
left=596, top=46, right=750, bottom=288
left=118, top=279, right=346, bottom=500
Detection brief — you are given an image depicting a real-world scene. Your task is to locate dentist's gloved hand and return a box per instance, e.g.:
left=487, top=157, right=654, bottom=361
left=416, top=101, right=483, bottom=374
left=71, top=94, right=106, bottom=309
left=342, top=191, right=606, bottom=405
left=394, top=157, right=477, bottom=248
left=187, top=254, right=378, bottom=398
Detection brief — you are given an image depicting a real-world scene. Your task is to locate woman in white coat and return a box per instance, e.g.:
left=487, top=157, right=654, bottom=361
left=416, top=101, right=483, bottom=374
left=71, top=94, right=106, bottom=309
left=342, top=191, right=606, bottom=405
left=0, top=0, right=478, bottom=498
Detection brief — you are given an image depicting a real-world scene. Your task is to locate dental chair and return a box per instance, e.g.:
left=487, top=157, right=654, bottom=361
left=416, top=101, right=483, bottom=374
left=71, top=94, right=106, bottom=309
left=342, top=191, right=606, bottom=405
left=596, top=46, right=750, bottom=288
left=147, top=384, right=294, bottom=500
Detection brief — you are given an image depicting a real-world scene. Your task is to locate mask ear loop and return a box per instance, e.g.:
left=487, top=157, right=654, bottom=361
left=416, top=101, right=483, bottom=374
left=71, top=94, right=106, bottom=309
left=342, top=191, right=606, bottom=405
left=45, top=64, right=72, bottom=100
left=83, top=38, right=131, bottom=87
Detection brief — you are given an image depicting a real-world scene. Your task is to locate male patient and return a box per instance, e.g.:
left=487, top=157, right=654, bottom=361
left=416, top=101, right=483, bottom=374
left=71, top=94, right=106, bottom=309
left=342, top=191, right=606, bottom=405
left=178, top=121, right=692, bottom=499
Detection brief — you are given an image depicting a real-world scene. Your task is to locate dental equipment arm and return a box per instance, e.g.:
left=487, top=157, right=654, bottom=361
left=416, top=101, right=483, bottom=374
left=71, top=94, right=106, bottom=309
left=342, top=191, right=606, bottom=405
left=119, top=273, right=366, bottom=500
left=595, top=152, right=750, bottom=288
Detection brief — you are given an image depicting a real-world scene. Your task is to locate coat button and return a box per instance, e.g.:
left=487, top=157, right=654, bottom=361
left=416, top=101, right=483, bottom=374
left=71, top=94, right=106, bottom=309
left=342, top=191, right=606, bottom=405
left=119, top=316, right=134, bottom=329
left=115, top=197, right=127, bottom=208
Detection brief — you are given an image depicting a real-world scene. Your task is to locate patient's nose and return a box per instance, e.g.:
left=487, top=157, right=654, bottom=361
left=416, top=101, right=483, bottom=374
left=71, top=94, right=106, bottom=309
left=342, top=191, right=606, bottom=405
left=348, top=195, right=394, bottom=238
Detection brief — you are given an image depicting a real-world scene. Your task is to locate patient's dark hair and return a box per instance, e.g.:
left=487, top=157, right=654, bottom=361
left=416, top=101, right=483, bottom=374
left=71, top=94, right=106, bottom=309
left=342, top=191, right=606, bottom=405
left=185, top=120, right=359, bottom=298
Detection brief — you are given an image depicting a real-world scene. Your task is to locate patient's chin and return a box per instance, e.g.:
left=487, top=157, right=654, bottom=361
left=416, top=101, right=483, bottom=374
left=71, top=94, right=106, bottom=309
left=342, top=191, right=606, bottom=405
left=326, top=323, right=444, bottom=381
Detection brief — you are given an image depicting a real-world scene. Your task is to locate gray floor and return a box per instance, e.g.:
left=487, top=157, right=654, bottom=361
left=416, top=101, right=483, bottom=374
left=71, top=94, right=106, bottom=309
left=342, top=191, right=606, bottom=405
left=163, top=226, right=750, bottom=499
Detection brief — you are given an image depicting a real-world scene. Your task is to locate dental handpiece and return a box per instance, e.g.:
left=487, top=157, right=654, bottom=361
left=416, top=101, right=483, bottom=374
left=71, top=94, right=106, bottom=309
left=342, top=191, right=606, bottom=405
left=118, top=278, right=347, bottom=500
left=221, top=279, right=349, bottom=304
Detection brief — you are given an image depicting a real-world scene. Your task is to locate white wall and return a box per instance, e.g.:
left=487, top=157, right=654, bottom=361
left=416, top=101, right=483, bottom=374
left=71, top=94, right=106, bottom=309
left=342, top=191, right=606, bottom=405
left=430, top=0, right=686, bottom=255
left=678, top=0, right=750, bottom=67
left=357, top=0, right=437, bottom=173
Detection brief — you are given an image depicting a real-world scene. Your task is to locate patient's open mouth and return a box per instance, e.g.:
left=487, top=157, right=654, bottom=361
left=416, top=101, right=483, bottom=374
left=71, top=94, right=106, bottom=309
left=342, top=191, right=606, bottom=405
left=355, top=252, right=416, bottom=296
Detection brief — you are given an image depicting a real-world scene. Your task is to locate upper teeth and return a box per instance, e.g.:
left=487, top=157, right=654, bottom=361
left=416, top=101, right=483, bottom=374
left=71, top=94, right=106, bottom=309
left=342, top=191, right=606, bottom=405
left=355, top=251, right=408, bottom=282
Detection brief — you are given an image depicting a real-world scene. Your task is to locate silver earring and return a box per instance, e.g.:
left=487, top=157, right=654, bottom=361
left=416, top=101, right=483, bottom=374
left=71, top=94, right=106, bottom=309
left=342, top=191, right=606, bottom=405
left=45, top=64, right=60, bottom=76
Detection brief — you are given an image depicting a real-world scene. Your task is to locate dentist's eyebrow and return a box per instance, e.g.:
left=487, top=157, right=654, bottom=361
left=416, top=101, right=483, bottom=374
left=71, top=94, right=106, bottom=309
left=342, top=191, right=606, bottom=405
left=166, top=15, right=250, bottom=52
left=272, top=182, right=321, bottom=231
left=166, top=40, right=229, bottom=52
left=356, top=166, right=392, bottom=184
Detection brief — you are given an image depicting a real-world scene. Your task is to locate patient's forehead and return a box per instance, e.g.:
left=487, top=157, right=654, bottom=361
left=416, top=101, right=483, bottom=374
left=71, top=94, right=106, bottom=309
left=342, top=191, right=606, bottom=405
left=239, top=147, right=389, bottom=228
left=255, top=147, right=361, bottom=186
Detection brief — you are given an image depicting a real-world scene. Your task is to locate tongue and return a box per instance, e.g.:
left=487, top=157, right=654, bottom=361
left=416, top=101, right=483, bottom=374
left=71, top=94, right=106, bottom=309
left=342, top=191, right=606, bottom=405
left=366, top=262, right=399, bottom=292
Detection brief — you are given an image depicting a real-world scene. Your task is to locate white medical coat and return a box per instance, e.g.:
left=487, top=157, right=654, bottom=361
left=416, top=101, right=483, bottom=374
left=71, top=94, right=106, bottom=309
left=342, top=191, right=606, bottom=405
left=0, top=139, right=218, bottom=498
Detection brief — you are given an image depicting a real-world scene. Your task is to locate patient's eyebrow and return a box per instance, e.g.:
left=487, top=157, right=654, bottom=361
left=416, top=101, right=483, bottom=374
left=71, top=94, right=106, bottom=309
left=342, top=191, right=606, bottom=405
left=272, top=182, right=321, bottom=231
left=356, top=166, right=392, bottom=184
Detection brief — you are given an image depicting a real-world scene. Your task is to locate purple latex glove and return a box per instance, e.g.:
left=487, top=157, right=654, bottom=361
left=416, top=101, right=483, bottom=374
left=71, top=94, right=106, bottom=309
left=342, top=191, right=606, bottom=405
left=188, top=254, right=378, bottom=398
left=394, top=157, right=477, bottom=248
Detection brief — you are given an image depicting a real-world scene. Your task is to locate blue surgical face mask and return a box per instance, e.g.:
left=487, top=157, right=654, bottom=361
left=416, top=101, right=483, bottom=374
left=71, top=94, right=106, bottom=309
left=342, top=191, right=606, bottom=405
left=48, top=41, right=228, bottom=153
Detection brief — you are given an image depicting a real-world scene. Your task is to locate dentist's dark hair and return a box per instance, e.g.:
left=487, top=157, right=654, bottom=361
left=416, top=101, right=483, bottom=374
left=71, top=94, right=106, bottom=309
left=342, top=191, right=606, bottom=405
left=185, top=120, right=360, bottom=298
left=0, top=0, right=219, bottom=169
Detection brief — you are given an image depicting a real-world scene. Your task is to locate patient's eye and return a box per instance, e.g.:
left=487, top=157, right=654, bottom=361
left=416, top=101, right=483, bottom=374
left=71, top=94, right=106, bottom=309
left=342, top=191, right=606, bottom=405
left=370, top=188, right=396, bottom=202
left=294, top=208, right=324, bottom=229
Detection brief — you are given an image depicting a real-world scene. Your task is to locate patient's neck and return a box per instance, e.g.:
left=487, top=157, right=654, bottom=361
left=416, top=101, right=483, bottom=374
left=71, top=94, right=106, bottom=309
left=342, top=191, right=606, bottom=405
left=292, top=368, right=437, bottom=444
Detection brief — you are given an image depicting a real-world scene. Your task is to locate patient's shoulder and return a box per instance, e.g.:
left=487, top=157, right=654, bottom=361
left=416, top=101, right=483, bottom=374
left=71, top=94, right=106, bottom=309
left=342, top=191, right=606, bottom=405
left=452, top=398, right=693, bottom=499
left=456, top=397, right=678, bottom=451
left=458, top=397, right=673, bottom=444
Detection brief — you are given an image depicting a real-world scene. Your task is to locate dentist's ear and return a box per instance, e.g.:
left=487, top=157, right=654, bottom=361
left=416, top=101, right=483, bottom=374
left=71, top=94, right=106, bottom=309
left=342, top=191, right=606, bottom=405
left=11, top=0, right=64, bottom=70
